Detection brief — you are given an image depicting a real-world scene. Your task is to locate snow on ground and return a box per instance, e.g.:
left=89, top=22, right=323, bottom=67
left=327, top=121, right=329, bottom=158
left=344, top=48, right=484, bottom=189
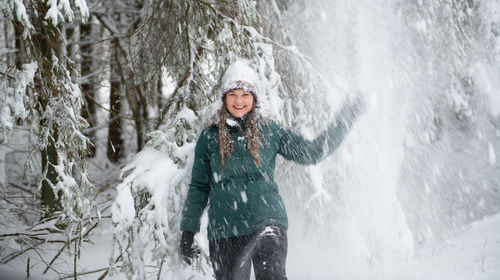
left=400, top=213, right=500, bottom=280
left=1, top=212, right=499, bottom=279
left=287, top=212, right=500, bottom=279
left=0, top=218, right=117, bottom=280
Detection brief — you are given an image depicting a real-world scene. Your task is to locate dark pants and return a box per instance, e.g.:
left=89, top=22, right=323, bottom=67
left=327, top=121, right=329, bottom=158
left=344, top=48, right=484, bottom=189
left=209, top=225, right=288, bottom=280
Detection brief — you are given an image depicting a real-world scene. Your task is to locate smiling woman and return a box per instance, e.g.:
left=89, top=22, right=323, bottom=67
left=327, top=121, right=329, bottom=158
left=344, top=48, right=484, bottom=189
left=179, top=60, right=365, bottom=280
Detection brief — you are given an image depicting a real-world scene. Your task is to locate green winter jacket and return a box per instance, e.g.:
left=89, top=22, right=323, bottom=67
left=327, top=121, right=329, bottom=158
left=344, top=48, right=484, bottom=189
left=180, top=115, right=350, bottom=240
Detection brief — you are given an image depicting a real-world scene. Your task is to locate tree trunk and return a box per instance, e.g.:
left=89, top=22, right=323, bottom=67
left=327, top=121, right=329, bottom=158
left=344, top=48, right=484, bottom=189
left=31, top=3, right=62, bottom=211
left=40, top=125, right=59, bottom=211
left=13, top=20, right=25, bottom=126
left=125, top=2, right=148, bottom=152
left=125, top=75, right=147, bottom=152
left=80, top=19, right=97, bottom=157
left=157, top=78, right=164, bottom=119
left=14, top=20, right=23, bottom=70
left=107, top=43, right=124, bottom=163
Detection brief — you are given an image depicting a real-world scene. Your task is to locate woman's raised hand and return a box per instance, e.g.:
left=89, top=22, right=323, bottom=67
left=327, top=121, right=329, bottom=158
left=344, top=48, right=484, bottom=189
left=338, top=93, right=367, bottom=127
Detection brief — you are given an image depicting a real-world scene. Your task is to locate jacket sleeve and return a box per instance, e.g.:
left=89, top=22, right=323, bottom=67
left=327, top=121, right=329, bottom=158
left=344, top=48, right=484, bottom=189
left=180, top=129, right=212, bottom=233
left=277, top=110, right=358, bottom=165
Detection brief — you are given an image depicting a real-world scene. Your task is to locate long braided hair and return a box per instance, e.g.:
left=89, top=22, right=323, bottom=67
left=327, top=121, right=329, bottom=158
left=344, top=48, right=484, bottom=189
left=218, top=100, right=261, bottom=171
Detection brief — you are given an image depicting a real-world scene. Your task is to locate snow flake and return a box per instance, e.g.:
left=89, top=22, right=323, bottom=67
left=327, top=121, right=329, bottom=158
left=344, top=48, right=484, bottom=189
left=241, top=191, right=248, bottom=203
left=488, top=142, right=496, bottom=166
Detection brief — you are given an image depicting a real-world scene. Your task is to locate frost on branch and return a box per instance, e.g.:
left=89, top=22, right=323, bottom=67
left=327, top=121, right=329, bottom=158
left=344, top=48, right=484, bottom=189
left=34, top=89, right=95, bottom=222
left=1, top=0, right=34, bottom=36
left=0, top=63, right=37, bottom=143
left=44, top=0, right=89, bottom=25
left=110, top=126, right=211, bottom=279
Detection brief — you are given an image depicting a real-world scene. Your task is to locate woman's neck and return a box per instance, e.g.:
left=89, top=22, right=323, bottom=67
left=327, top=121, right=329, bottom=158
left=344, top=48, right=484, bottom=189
left=226, top=113, right=247, bottom=130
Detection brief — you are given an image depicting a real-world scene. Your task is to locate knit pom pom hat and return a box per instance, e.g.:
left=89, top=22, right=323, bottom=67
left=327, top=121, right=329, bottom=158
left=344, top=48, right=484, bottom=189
left=220, top=60, right=259, bottom=102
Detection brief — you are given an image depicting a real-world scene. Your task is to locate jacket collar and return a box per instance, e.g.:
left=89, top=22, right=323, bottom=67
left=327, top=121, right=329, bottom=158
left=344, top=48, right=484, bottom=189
left=226, top=113, right=248, bottom=131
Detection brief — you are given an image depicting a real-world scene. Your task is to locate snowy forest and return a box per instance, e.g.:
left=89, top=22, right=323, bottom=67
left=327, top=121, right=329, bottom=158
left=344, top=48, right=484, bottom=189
left=1, top=0, right=499, bottom=279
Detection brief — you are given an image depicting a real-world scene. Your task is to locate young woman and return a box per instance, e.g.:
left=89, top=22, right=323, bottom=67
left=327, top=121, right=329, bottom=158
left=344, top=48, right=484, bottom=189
left=180, top=60, right=364, bottom=280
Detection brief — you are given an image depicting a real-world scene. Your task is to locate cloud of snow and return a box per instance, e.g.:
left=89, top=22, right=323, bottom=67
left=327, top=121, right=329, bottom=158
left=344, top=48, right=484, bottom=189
left=283, top=0, right=500, bottom=278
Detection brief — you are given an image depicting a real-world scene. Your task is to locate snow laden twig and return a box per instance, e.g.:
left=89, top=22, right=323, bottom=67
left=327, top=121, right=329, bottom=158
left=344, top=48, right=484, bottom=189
left=111, top=141, right=200, bottom=279
left=59, top=267, right=109, bottom=279
left=0, top=216, right=101, bottom=264
left=1, top=0, right=34, bottom=36
left=32, top=246, right=63, bottom=279
left=0, top=63, right=37, bottom=143
left=0, top=71, right=15, bottom=79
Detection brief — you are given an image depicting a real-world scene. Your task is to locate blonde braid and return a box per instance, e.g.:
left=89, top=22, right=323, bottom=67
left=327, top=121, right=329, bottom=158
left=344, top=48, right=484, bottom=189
left=218, top=102, right=261, bottom=171
left=245, top=107, right=261, bottom=168
left=218, top=103, right=233, bottom=171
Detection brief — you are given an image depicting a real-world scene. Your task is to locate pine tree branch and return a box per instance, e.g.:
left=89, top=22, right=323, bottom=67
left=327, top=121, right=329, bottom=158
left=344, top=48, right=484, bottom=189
left=26, top=257, right=30, bottom=278
left=43, top=242, right=66, bottom=274
left=155, top=68, right=191, bottom=129
left=157, top=255, right=166, bottom=280
left=0, top=246, right=37, bottom=264
left=60, top=267, right=109, bottom=279
left=0, top=71, right=15, bottom=79
left=8, top=182, right=37, bottom=196
left=32, top=246, right=63, bottom=279
left=0, top=232, right=54, bottom=238
left=73, top=237, right=78, bottom=280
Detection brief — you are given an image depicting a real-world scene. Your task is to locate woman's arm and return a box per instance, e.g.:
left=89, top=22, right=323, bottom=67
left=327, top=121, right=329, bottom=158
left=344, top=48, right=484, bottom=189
left=180, top=129, right=212, bottom=233
left=278, top=96, right=365, bottom=165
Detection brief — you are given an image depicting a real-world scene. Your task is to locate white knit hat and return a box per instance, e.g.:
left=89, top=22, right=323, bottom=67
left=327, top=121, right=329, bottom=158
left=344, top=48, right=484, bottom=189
left=220, top=60, right=259, bottom=102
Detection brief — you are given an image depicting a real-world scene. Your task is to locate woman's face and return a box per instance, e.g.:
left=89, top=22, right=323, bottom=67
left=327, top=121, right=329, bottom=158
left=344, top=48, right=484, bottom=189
left=225, top=89, right=254, bottom=118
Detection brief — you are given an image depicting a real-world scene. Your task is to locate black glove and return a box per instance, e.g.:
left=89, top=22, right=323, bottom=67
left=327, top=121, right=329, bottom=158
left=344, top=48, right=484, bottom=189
left=180, top=231, right=200, bottom=265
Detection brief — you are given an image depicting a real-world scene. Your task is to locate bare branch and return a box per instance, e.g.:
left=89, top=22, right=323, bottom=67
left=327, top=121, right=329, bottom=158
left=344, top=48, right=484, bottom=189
left=32, top=246, right=63, bottom=279
left=0, top=71, right=15, bottom=79
left=8, top=182, right=37, bottom=196
left=60, top=267, right=109, bottom=279
left=43, top=243, right=66, bottom=274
